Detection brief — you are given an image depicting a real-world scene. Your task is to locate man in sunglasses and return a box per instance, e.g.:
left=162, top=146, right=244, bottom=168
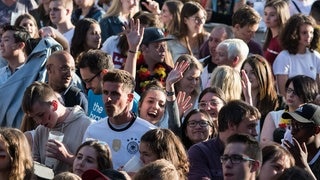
left=221, top=133, right=261, bottom=180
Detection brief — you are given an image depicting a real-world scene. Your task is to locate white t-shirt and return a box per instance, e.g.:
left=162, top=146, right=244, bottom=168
left=273, top=49, right=320, bottom=79
left=83, top=116, right=156, bottom=169
left=101, top=35, right=125, bottom=69
left=63, top=28, right=75, bottom=46
left=289, top=0, right=316, bottom=15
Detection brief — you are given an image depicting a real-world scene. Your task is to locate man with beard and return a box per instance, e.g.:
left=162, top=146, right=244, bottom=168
left=83, top=69, right=155, bottom=170
left=46, top=51, right=88, bottom=112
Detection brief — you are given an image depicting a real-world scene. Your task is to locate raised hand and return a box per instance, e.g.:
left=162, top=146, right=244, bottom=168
left=123, top=18, right=144, bottom=52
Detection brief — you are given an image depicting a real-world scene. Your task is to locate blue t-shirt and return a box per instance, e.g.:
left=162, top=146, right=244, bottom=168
left=87, top=90, right=140, bottom=121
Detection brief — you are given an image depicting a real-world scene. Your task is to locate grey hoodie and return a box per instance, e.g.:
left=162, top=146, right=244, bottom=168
left=33, top=105, right=92, bottom=174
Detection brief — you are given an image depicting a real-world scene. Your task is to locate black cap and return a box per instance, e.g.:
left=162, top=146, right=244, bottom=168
left=142, top=27, right=173, bottom=45
left=282, top=103, right=320, bottom=125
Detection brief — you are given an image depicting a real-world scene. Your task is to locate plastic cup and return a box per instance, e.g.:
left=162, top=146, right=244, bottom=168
left=45, top=131, right=64, bottom=168
left=122, top=155, right=143, bottom=173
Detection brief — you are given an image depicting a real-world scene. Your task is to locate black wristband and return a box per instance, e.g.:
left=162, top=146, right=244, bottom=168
left=166, top=90, right=175, bottom=96
left=128, top=50, right=137, bottom=53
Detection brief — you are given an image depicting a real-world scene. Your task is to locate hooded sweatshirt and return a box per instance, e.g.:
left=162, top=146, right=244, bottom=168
left=33, top=105, right=92, bottom=174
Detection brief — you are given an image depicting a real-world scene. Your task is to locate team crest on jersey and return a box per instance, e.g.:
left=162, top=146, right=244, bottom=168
left=112, top=139, right=121, bottom=152
left=127, top=138, right=140, bottom=154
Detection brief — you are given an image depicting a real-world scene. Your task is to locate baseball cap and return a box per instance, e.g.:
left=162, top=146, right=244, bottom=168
left=282, top=103, right=320, bottom=125
left=82, top=169, right=109, bottom=180
left=142, top=27, right=173, bottom=45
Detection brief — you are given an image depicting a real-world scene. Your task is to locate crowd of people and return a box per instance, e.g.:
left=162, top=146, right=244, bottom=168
left=0, top=0, right=320, bottom=179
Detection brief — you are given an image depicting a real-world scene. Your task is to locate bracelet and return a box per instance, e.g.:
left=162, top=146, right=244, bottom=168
left=166, top=90, right=175, bottom=96
left=128, top=50, right=137, bottom=53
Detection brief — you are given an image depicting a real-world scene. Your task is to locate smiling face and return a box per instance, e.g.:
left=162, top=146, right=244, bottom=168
left=73, top=146, right=99, bottom=177
left=85, top=23, right=101, bottom=50
left=185, top=112, right=213, bottom=144
left=0, top=30, right=20, bottom=59
left=198, top=92, right=224, bottom=120
left=47, top=55, right=75, bottom=92
left=139, top=89, right=166, bottom=125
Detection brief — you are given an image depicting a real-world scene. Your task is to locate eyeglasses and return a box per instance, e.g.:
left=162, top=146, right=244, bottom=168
left=189, top=16, right=206, bottom=24
left=83, top=71, right=101, bottom=83
left=198, top=100, right=221, bottom=109
left=187, top=120, right=210, bottom=127
left=220, top=154, right=255, bottom=164
left=286, top=88, right=296, bottom=96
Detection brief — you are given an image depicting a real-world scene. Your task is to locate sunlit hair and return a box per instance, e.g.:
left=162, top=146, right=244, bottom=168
left=241, top=55, right=278, bottom=116
left=280, top=14, right=320, bottom=54
left=49, top=0, right=73, bottom=10
left=218, top=100, right=261, bottom=132
left=175, top=54, right=203, bottom=97
left=181, top=109, right=216, bottom=149
left=232, top=5, right=261, bottom=27
left=164, top=0, right=183, bottom=35
left=285, top=75, right=319, bottom=103
left=175, top=1, right=207, bottom=55
left=210, top=65, right=242, bottom=102
left=14, top=13, right=39, bottom=38
left=134, top=159, right=179, bottom=180
left=102, top=69, right=135, bottom=93
left=263, top=0, right=290, bottom=50
left=140, top=129, right=189, bottom=179
left=262, top=144, right=295, bottom=166
left=198, top=87, right=226, bottom=105
left=77, top=49, right=114, bottom=72
left=216, top=38, right=249, bottom=62
left=0, top=128, right=33, bottom=180
left=22, top=82, right=58, bottom=115
left=75, top=140, right=113, bottom=170
left=53, top=172, right=81, bottom=180
left=71, top=18, right=101, bottom=59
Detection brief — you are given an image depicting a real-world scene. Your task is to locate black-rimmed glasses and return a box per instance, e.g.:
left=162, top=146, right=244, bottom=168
left=83, top=71, right=101, bottom=83
left=220, top=154, right=255, bottom=164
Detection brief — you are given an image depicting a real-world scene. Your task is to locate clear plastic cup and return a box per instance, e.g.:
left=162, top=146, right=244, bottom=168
left=45, top=131, right=64, bottom=168
left=122, top=155, right=143, bottom=173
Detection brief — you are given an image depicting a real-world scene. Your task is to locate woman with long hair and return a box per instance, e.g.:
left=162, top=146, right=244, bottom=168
left=0, top=128, right=34, bottom=180
left=71, top=18, right=101, bottom=60
left=263, top=0, right=290, bottom=66
left=73, top=140, right=113, bottom=177
left=139, top=128, right=189, bottom=179
left=167, top=1, right=209, bottom=61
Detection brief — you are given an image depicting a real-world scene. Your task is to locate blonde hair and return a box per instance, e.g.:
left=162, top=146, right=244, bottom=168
left=210, top=65, right=242, bottom=102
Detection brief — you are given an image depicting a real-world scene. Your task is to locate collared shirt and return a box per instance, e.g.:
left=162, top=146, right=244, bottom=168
left=0, top=64, right=24, bottom=86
